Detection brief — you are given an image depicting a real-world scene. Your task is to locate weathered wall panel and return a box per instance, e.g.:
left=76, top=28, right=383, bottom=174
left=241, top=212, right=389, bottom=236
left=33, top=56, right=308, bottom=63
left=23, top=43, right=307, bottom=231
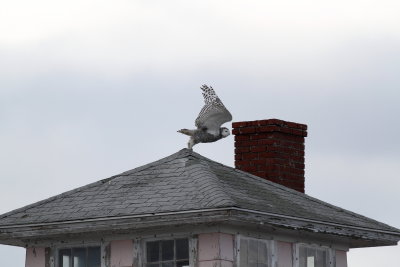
left=26, top=247, right=46, bottom=267
left=198, top=233, right=234, bottom=265
left=277, top=241, right=293, bottom=267
left=335, top=250, right=348, bottom=267
left=110, top=240, right=134, bottom=267
left=198, top=260, right=233, bottom=267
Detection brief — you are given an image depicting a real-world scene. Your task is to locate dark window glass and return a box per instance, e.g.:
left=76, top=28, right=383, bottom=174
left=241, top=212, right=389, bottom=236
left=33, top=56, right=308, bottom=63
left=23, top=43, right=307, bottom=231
left=146, top=239, right=189, bottom=267
left=59, top=249, right=71, bottom=267
left=73, top=248, right=86, bottom=267
left=175, top=239, right=189, bottom=260
left=162, top=240, right=174, bottom=261
left=147, top=241, right=160, bottom=262
left=88, top=247, right=101, bottom=267
left=59, top=247, right=100, bottom=267
left=176, top=260, right=189, bottom=267
left=162, top=262, right=174, bottom=267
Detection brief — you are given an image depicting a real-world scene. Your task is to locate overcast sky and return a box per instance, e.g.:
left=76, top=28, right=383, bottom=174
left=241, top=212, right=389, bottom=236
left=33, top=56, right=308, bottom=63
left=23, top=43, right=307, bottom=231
left=1, top=1, right=400, bottom=266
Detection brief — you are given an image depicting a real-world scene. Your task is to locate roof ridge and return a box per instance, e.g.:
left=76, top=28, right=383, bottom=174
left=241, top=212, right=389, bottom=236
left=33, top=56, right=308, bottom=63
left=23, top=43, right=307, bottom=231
left=183, top=155, right=236, bottom=208
left=187, top=156, right=400, bottom=233
left=116, top=148, right=191, bottom=177
left=230, top=167, right=400, bottom=232
left=0, top=149, right=192, bottom=221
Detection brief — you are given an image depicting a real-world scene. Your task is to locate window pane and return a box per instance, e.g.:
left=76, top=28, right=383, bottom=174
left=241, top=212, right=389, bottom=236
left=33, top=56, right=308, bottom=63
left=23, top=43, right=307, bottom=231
left=175, top=239, right=189, bottom=260
left=147, top=241, right=160, bottom=262
left=147, top=264, right=159, bottom=267
left=299, top=247, right=307, bottom=267
left=315, top=250, right=327, bottom=267
left=176, top=260, right=189, bottom=267
left=240, top=239, right=248, bottom=267
left=87, top=247, right=101, bottom=267
left=73, top=248, right=87, bottom=267
left=161, top=262, right=173, bottom=267
left=307, top=256, right=315, bottom=267
left=161, top=240, right=174, bottom=261
left=258, top=241, right=267, bottom=263
left=248, top=240, right=258, bottom=264
left=307, top=247, right=316, bottom=267
left=59, top=249, right=71, bottom=267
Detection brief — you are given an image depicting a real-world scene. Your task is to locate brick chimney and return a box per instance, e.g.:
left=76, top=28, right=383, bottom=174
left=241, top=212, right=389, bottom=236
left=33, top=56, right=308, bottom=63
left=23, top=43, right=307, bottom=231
left=232, top=119, right=307, bottom=193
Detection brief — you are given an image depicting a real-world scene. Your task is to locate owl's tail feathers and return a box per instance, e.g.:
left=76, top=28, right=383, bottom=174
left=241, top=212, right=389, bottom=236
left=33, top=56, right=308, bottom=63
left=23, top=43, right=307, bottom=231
left=177, top=129, right=195, bottom=136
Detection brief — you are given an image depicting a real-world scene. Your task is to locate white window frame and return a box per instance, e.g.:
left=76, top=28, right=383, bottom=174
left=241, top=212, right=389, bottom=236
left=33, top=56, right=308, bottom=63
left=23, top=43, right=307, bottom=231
left=235, top=235, right=277, bottom=267
left=56, top=243, right=102, bottom=267
left=293, top=243, right=335, bottom=267
left=139, top=235, right=197, bottom=267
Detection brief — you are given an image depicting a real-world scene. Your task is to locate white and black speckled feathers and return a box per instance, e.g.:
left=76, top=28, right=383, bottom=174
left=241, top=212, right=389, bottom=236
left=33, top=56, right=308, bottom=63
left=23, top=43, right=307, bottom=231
left=178, top=85, right=232, bottom=149
left=195, top=85, right=233, bottom=136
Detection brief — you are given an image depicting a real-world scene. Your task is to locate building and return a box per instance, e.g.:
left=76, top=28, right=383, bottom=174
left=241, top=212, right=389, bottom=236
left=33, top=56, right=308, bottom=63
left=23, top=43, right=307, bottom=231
left=0, top=119, right=399, bottom=267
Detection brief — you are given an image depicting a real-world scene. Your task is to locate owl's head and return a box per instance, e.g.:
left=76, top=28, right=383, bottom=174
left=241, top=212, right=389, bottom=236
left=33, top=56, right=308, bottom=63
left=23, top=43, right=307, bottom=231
left=220, top=127, right=231, bottom=138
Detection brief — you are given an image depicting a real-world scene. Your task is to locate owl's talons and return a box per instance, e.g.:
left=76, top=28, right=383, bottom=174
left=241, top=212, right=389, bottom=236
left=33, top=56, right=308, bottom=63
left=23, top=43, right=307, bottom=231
left=188, top=138, right=195, bottom=150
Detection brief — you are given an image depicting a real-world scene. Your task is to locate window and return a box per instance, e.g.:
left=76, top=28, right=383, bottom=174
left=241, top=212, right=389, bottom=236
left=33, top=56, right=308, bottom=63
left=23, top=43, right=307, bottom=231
left=145, top=238, right=189, bottom=267
left=239, top=237, right=272, bottom=267
left=58, top=247, right=101, bottom=267
left=297, top=244, right=330, bottom=267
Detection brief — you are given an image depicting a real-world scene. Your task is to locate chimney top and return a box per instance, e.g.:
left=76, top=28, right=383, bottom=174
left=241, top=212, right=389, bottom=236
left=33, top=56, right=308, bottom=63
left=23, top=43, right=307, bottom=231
left=233, top=118, right=307, bottom=193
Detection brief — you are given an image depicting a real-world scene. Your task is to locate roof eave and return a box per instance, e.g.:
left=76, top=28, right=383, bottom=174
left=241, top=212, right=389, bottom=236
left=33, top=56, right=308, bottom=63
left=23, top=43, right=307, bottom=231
left=1, top=207, right=399, bottom=248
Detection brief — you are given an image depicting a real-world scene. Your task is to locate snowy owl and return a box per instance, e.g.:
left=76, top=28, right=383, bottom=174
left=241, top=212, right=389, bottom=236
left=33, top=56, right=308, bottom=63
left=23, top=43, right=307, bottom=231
left=178, top=85, right=233, bottom=149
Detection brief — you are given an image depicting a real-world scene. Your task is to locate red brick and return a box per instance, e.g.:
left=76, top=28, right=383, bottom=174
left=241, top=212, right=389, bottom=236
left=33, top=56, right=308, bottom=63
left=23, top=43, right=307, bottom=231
left=251, top=159, right=267, bottom=165
left=258, top=165, right=279, bottom=171
left=242, top=165, right=258, bottom=172
left=248, top=120, right=264, bottom=126
left=242, top=153, right=258, bottom=160
left=292, top=128, right=307, bottom=137
left=234, top=154, right=242, bottom=160
left=266, top=119, right=284, bottom=125
left=240, top=127, right=256, bottom=134
left=250, top=146, right=266, bottom=152
left=235, top=135, right=250, bottom=141
left=250, top=133, right=270, bottom=140
left=241, top=140, right=259, bottom=147
left=258, top=139, right=279, bottom=145
left=232, top=128, right=241, bottom=135
left=295, top=163, right=305, bottom=169
left=232, top=121, right=248, bottom=128
left=258, top=125, right=280, bottom=133
left=235, top=147, right=250, bottom=153
left=255, top=171, right=267, bottom=178
left=259, top=152, right=280, bottom=158
left=235, top=160, right=250, bottom=167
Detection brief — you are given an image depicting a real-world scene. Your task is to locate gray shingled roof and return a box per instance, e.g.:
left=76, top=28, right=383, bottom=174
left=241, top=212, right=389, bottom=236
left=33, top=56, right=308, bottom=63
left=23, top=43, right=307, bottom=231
left=0, top=149, right=399, bottom=236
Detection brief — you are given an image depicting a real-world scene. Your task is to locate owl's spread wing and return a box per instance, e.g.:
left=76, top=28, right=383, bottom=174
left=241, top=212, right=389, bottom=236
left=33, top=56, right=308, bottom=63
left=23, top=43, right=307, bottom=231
left=195, top=85, right=232, bottom=136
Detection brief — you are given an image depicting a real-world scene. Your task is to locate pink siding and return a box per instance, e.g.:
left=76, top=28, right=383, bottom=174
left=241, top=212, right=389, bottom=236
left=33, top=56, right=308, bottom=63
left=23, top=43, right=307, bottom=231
left=335, top=250, right=348, bottom=267
left=110, top=240, right=134, bottom=267
left=25, top=247, right=45, bottom=267
left=277, top=241, right=293, bottom=267
left=198, top=233, right=234, bottom=266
